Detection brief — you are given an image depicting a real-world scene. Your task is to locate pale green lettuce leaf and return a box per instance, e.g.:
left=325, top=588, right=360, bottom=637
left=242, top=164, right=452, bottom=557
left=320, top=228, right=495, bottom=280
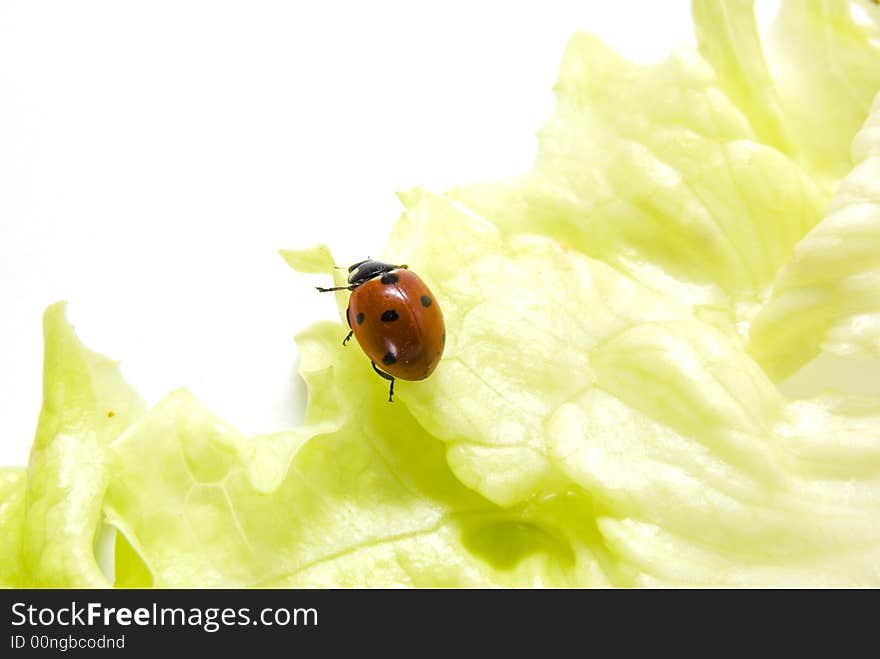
left=21, top=303, right=145, bottom=586
left=451, top=31, right=828, bottom=332
left=103, top=318, right=613, bottom=587
left=0, top=468, right=26, bottom=587
left=380, top=190, right=785, bottom=508
left=113, top=529, right=155, bottom=588
left=749, top=91, right=880, bottom=379
left=293, top=191, right=880, bottom=587
left=394, top=193, right=880, bottom=587
left=693, top=0, right=880, bottom=182
left=692, top=0, right=793, bottom=156
left=452, top=0, right=880, bottom=343
left=279, top=245, right=336, bottom=275
left=84, top=1, right=880, bottom=587
left=279, top=245, right=350, bottom=319
left=4, top=1, right=880, bottom=589
left=595, top=391, right=880, bottom=587
left=765, top=0, right=880, bottom=180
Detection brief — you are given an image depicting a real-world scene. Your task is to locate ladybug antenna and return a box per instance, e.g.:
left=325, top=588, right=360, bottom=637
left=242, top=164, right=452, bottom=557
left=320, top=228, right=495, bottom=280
left=316, top=284, right=355, bottom=293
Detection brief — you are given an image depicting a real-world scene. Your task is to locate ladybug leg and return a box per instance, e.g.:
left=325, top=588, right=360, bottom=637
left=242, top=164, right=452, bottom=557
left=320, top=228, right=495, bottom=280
left=371, top=361, right=396, bottom=403
left=342, top=300, right=353, bottom=346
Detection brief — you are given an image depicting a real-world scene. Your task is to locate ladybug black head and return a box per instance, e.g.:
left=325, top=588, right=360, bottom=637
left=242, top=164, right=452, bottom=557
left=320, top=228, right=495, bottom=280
left=347, top=259, right=407, bottom=287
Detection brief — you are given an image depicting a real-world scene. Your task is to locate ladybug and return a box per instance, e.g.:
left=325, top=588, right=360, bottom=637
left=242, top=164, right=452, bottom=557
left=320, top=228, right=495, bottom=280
left=317, top=259, right=445, bottom=402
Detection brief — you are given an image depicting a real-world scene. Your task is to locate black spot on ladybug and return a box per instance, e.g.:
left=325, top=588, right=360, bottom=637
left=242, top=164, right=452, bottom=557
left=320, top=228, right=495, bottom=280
left=356, top=312, right=365, bottom=325
left=381, top=273, right=399, bottom=285
left=381, top=309, right=399, bottom=322
left=382, top=351, right=398, bottom=366
left=421, top=295, right=432, bottom=307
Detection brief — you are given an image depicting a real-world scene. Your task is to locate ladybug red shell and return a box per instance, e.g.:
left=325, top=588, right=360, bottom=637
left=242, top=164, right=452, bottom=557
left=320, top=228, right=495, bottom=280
left=317, top=259, right=445, bottom=402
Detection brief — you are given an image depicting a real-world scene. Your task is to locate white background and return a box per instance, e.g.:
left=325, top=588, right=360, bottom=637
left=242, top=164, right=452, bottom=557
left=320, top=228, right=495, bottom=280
left=2, top=1, right=707, bottom=466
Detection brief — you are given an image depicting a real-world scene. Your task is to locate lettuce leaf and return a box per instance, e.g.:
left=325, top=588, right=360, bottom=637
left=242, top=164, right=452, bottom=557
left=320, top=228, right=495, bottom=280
left=694, top=0, right=880, bottom=182
left=764, top=0, right=880, bottom=180
left=599, top=390, right=880, bottom=587
left=375, top=190, right=785, bottom=510
left=452, top=0, right=879, bottom=342
left=0, top=468, right=26, bottom=586
left=692, top=0, right=793, bottom=157
left=451, top=33, right=828, bottom=337
left=20, top=303, right=145, bottom=587
left=103, top=324, right=611, bottom=587
left=289, top=191, right=880, bottom=587
left=3, top=0, right=880, bottom=588
left=749, top=91, right=880, bottom=379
